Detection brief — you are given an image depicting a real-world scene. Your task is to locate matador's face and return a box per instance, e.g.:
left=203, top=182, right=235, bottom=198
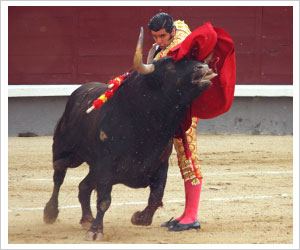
left=151, top=28, right=176, bottom=50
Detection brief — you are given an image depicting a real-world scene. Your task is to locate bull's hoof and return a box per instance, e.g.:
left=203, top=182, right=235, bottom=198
left=43, top=202, right=59, bottom=224
left=131, top=211, right=152, bottom=226
left=85, top=231, right=104, bottom=241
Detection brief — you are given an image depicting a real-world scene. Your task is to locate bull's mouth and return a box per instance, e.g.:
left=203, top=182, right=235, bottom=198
left=192, top=67, right=217, bottom=87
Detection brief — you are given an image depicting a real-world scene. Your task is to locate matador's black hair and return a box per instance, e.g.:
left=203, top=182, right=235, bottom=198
left=148, top=12, right=175, bottom=33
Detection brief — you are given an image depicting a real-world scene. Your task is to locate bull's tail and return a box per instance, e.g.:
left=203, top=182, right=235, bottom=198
left=52, top=114, right=84, bottom=170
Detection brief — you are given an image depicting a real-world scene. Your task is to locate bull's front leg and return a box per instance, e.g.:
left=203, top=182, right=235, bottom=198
left=131, top=161, right=168, bottom=226
left=85, top=183, right=112, bottom=241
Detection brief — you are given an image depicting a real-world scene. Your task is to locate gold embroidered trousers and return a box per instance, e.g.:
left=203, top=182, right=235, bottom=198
left=173, top=117, right=203, bottom=185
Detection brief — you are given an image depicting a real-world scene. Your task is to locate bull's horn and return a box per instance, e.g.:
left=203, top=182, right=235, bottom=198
left=203, top=51, right=214, bottom=64
left=133, top=27, right=155, bottom=75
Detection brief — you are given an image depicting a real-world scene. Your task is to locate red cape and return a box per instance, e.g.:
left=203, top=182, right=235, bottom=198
left=168, top=22, right=236, bottom=133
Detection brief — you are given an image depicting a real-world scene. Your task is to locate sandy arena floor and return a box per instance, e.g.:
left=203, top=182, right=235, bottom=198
left=7, top=134, right=293, bottom=244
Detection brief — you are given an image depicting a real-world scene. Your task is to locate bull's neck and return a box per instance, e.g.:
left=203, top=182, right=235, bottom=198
left=116, top=79, right=188, bottom=139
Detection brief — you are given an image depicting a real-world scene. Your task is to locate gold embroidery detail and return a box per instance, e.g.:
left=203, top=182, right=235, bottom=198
left=174, top=118, right=202, bottom=185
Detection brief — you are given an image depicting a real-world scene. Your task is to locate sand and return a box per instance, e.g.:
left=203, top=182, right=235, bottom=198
left=7, top=134, right=293, bottom=244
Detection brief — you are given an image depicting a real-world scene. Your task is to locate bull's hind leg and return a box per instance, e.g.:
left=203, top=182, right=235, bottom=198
left=131, top=161, right=168, bottom=226
left=43, top=169, right=66, bottom=223
left=85, top=183, right=112, bottom=241
left=79, top=171, right=95, bottom=229
left=44, top=152, right=83, bottom=224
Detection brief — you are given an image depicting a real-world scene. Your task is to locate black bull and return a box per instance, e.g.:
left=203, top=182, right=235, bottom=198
left=43, top=28, right=216, bottom=241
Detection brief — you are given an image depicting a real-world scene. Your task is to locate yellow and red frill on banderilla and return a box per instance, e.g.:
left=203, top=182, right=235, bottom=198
left=86, top=72, right=130, bottom=113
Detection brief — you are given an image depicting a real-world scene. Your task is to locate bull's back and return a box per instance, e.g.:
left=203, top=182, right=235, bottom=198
left=61, top=82, right=107, bottom=124
left=66, top=82, right=107, bottom=116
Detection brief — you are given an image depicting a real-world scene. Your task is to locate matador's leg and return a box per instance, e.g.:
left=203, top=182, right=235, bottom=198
left=172, top=117, right=203, bottom=227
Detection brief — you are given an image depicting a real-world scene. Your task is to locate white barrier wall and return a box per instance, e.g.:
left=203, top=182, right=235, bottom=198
left=8, top=85, right=293, bottom=136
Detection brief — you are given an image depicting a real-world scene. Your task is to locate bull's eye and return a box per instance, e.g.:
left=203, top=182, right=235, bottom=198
left=195, top=63, right=209, bottom=71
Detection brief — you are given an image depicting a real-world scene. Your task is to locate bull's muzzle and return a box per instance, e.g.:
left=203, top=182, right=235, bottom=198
left=133, top=27, right=155, bottom=75
left=192, top=63, right=218, bottom=86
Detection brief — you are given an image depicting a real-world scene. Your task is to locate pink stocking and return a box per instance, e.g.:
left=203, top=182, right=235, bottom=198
left=179, top=178, right=202, bottom=224
left=175, top=181, right=189, bottom=221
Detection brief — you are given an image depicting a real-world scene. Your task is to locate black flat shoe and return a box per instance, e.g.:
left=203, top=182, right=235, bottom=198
left=168, top=220, right=201, bottom=231
left=161, top=217, right=179, bottom=227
